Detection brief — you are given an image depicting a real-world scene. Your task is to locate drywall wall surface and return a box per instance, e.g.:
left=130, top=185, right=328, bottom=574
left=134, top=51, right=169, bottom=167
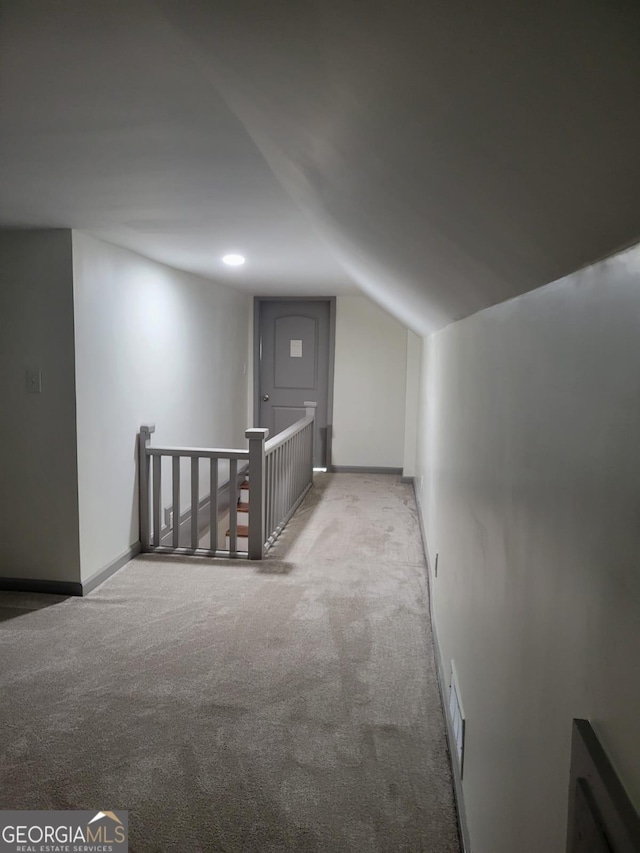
left=402, top=330, right=422, bottom=477
left=332, top=295, right=407, bottom=468
left=72, top=232, right=251, bottom=581
left=0, top=230, right=81, bottom=582
left=416, top=243, right=640, bottom=852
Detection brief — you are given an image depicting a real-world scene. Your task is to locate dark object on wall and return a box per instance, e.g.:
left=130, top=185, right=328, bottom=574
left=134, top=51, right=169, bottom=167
left=567, top=719, right=640, bottom=852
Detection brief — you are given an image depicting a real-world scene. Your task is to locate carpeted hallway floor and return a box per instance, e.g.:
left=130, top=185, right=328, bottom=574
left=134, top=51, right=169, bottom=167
left=0, top=473, right=460, bottom=852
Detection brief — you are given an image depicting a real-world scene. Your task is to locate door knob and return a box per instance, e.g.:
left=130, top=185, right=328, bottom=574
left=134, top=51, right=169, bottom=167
left=263, top=394, right=270, bottom=401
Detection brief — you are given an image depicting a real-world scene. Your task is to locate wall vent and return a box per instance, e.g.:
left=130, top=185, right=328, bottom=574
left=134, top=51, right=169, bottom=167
left=449, top=661, right=466, bottom=777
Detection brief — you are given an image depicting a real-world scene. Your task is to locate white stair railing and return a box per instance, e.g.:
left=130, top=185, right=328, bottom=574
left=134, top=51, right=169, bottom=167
left=138, top=426, right=251, bottom=557
left=138, top=402, right=315, bottom=560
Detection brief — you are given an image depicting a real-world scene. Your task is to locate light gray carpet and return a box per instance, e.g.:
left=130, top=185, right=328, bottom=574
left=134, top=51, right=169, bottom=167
left=0, top=473, right=460, bottom=852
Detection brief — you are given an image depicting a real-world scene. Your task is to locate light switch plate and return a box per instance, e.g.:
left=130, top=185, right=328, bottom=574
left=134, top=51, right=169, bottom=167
left=26, top=368, right=42, bottom=394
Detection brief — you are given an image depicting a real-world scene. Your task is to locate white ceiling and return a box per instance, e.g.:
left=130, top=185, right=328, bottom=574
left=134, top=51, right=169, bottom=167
left=1, top=0, right=640, bottom=332
left=0, top=0, right=353, bottom=296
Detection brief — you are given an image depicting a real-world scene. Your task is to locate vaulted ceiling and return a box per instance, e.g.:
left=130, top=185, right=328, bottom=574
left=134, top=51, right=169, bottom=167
left=1, top=0, right=639, bottom=333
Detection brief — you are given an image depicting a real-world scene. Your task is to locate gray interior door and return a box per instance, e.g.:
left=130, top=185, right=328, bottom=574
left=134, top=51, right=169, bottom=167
left=258, top=300, right=331, bottom=467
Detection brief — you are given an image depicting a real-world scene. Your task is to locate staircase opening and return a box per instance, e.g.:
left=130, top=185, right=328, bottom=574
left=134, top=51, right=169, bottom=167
left=138, top=402, right=317, bottom=560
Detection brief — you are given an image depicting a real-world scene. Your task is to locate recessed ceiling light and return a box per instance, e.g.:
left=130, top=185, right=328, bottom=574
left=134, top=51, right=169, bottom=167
left=222, top=253, right=245, bottom=266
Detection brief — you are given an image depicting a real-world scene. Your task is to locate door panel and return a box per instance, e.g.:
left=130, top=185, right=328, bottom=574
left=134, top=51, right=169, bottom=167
left=258, top=300, right=331, bottom=468
left=274, top=316, right=317, bottom=389
left=273, top=405, right=306, bottom=435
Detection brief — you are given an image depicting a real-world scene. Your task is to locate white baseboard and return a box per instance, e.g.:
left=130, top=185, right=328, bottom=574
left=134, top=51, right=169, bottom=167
left=82, top=542, right=141, bottom=595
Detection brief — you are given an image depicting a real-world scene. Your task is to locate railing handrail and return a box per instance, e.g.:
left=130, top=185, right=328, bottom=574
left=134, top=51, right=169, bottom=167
left=265, top=413, right=313, bottom=455
left=138, top=401, right=316, bottom=562
left=146, top=446, right=249, bottom=460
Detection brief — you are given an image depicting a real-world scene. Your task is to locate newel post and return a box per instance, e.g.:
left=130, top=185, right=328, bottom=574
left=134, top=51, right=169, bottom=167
left=304, top=401, right=317, bottom=473
left=245, top=428, right=269, bottom=559
left=138, top=424, right=155, bottom=551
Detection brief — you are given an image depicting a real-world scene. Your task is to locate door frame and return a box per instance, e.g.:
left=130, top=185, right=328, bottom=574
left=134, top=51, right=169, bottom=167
left=253, top=296, right=336, bottom=470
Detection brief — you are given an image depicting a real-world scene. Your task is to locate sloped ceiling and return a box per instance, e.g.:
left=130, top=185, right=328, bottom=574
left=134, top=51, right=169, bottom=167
left=0, top=0, right=351, bottom=296
left=1, top=0, right=640, bottom=333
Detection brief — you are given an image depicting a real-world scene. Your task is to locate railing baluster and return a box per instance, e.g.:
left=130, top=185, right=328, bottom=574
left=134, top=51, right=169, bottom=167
left=152, top=455, right=161, bottom=547
left=191, top=457, right=199, bottom=550
left=282, top=441, right=291, bottom=518
left=269, top=452, right=275, bottom=536
left=273, top=449, right=277, bottom=532
left=282, top=445, right=286, bottom=524
left=138, top=425, right=155, bottom=551
left=285, top=442, right=290, bottom=516
left=299, top=431, right=304, bottom=491
left=245, top=428, right=267, bottom=559
left=229, top=459, right=238, bottom=553
left=281, top=444, right=285, bottom=525
left=278, top=446, right=283, bottom=527
left=210, top=458, right=218, bottom=552
left=292, top=436, right=296, bottom=505
left=172, top=456, right=181, bottom=548
left=271, top=450, right=276, bottom=534
left=285, top=442, right=290, bottom=525
left=266, top=453, right=271, bottom=538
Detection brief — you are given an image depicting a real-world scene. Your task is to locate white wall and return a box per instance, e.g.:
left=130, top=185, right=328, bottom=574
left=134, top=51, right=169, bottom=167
left=332, top=295, right=408, bottom=468
left=415, top=244, right=640, bottom=852
left=72, top=232, right=251, bottom=582
left=0, top=230, right=81, bottom=583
